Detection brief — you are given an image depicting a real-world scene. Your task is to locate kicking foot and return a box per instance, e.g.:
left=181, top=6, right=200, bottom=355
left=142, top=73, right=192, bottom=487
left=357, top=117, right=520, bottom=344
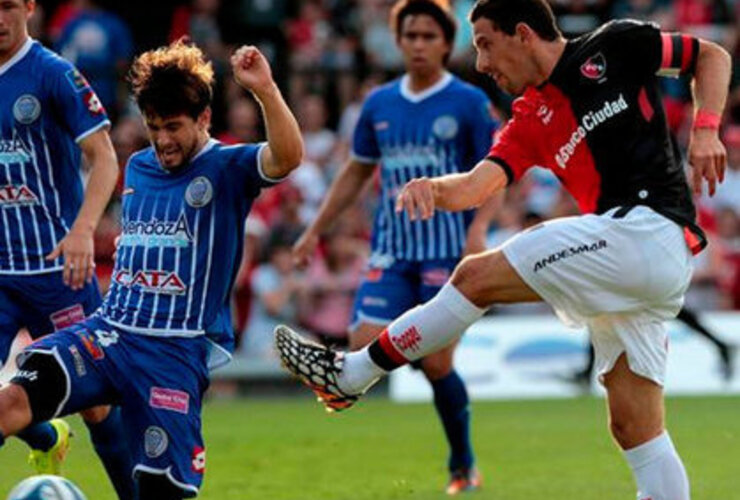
left=275, top=325, right=359, bottom=412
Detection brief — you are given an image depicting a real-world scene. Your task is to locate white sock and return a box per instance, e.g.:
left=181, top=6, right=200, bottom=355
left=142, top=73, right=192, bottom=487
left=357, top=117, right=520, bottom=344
left=624, top=431, right=690, bottom=500
left=338, top=284, right=487, bottom=395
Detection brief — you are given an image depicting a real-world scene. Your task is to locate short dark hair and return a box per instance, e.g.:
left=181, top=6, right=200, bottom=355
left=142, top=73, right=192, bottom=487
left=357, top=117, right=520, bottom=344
left=390, top=0, right=457, bottom=61
left=470, top=0, right=561, bottom=42
left=129, top=40, right=214, bottom=120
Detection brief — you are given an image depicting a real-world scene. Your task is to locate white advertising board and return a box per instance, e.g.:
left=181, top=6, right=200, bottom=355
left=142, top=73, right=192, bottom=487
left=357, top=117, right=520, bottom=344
left=389, top=312, right=740, bottom=402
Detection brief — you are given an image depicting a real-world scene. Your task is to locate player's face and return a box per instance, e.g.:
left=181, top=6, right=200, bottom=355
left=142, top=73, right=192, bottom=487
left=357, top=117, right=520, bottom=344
left=473, top=18, right=536, bottom=96
left=398, top=14, right=451, bottom=75
left=0, top=0, right=33, bottom=60
left=144, top=110, right=210, bottom=170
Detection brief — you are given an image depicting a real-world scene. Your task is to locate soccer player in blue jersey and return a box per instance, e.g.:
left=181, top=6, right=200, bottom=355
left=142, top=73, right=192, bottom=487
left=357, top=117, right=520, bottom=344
left=291, top=0, right=497, bottom=493
left=0, top=0, right=133, bottom=496
left=0, top=39, right=302, bottom=498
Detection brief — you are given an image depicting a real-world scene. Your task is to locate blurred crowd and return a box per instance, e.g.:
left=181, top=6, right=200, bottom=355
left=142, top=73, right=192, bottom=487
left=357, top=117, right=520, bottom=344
left=30, top=0, right=740, bottom=360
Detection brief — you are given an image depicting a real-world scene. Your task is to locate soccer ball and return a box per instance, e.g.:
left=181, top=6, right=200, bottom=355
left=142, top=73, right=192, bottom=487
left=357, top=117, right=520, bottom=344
left=6, top=475, right=87, bottom=500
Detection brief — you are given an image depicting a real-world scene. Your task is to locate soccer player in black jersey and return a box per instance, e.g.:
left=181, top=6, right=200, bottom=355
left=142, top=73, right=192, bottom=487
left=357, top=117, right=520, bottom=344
left=274, top=1, right=730, bottom=498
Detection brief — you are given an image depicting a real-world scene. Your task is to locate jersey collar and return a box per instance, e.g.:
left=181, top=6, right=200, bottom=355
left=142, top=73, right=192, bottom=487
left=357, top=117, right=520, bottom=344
left=400, top=71, right=453, bottom=103
left=0, top=37, right=34, bottom=77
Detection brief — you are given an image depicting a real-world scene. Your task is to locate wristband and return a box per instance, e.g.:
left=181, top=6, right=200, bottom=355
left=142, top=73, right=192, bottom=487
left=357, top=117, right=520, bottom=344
left=693, top=109, right=721, bottom=130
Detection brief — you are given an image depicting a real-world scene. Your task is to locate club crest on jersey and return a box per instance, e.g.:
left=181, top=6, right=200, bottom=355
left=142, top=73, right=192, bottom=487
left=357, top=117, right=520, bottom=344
left=185, top=176, right=213, bottom=208
left=13, top=95, right=41, bottom=124
left=580, top=53, right=607, bottom=80
left=144, top=426, right=169, bottom=458
left=0, top=184, right=39, bottom=207
left=432, top=115, right=459, bottom=140
left=113, top=269, right=187, bottom=295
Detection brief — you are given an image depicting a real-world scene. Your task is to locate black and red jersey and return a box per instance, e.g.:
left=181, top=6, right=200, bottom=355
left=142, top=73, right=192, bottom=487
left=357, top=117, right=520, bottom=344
left=488, top=20, right=705, bottom=248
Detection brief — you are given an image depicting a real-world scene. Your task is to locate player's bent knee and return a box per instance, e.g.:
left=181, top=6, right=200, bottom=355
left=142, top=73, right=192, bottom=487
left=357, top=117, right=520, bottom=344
left=137, top=472, right=186, bottom=500
left=80, top=405, right=111, bottom=425
left=10, top=351, right=68, bottom=424
left=609, top=412, right=663, bottom=449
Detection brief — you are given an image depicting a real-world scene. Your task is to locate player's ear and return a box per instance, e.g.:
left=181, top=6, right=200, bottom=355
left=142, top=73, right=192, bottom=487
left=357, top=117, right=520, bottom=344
left=197, top=107, right=212, bottom=131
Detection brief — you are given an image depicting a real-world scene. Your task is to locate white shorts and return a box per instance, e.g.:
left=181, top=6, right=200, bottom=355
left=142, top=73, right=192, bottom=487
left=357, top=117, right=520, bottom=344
left=501, top=206, right=693, bottom=385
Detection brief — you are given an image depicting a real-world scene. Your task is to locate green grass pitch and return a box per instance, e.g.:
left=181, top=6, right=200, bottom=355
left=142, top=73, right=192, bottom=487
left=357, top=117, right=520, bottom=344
left=1, top=396, right=738, bottom=499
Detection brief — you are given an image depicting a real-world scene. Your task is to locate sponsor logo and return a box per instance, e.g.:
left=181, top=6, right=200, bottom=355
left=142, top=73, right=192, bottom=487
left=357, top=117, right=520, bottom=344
left=65, top=69, right=90, bottom=92
left=119, top=213, right=193, bottom=248
left=149, top=387, right=190, bottom=414
left=15, top=370, right=38, bottom=382
left=78, top=330, right=104, bottom=360
left=13, top=95, right=41, bottom=124
left=191, top=446, right=206, bottom=473
left=537, top=104, right=553, bottom=125
left=421, top=268, right=449, bottom=287
left=144, top=426, right=169, bottom=458
left=533, top=240, right=608, bottom=273
left=68, top=345, right=87, bottom=377
left=50, top=304, right=85, bottom=331
left=84, top=91, right=104, bottom=115
left=185, top=176, right=213, bottom=208
left=93, top=328, right=119, bottom=347
left=432, top=115, right=459, bottom=140
left=122, top=187, right=135, bottom=196
left=392, top=326, right=422, bottom=353
left=0, top=184, right=38, bottom=207
left=580, top=52, right=607, bottom=80
left=0, top=133, right=31, bottom=164
left=374, top=121, right=389, bottom=131
left=361, top=296, right=388, bottom=307
left=113, top=269, right=187, bottom=295
left=554, top=94, right=628, bottom=169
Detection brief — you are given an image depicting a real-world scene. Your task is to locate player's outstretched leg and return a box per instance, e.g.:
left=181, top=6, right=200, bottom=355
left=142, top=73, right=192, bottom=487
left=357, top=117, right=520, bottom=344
left=275, top=325, right=364, bottom=412
left=24, top=419, right=72, bottom=475
left=83, top=406, right=135, bottom=500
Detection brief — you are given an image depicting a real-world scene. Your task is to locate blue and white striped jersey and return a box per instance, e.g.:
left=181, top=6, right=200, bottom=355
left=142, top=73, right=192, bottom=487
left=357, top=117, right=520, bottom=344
left=0, top=39, right=110, bottom=274
left=352, top=72, right=496, bottom=263
left=100, top=140, right=277, bottom=353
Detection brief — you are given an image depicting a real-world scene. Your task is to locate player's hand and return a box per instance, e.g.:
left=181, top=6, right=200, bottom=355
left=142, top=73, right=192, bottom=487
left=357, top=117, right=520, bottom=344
left=230, top=45, right=274, bottom=96
left=396, top=177, right=436, bottom=221
left=46, top=228, right=95, bottom=290
left=687, top=128, right=726, bottom=196
left=292, top=230, right=319, bottom=269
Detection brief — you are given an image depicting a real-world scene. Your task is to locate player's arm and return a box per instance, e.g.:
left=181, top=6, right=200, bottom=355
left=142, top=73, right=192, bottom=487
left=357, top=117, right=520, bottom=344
left=396, top=159, right=508, bottom=220
left=687, top=39, right=732, bottom=196
left=46, top=128, right=118, bottom=290
left=292, top=159, right=376, bottom=267
left=231, top=46, right=303, bottom=179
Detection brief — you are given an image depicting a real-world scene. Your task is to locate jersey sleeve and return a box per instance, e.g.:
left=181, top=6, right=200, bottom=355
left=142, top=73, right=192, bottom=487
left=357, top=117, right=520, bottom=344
left=48, top=60, right=110, bottom=143
left=600, top=20, right=699, bottom=78
left=230, top=143, right=284, bottom=197
left=350, top=95, right=381, bottom=164
left=486, top=107, right=537, bottom=185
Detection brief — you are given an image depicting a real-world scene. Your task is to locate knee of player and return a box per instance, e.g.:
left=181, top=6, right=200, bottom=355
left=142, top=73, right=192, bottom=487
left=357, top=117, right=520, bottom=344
left=609, top=413, right=662, bottom=449
left=451, top=253, right=499, bottom=306
left=0, top=384, right=33, bottom=435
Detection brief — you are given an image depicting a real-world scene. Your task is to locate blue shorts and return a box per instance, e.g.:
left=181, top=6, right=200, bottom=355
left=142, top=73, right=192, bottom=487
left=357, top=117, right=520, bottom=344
left=25, top=317, right=210, bottom=497
left=0, top=272, right=101, bottom=363
left=351, top=258, right=458, bottom=330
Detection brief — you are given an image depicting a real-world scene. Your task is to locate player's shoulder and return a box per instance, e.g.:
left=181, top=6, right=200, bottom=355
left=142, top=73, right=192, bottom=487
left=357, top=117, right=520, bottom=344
left=210, top=140, right=262, bottom=162
left=445, top=75, right=490, bottom=103
left=363, top=79, right=401, bottom=107
left=30, top=42, right=76, bottom=75
left=127, top=147, right=156, bottom=168
left=581, top=19, right=659, bottom=46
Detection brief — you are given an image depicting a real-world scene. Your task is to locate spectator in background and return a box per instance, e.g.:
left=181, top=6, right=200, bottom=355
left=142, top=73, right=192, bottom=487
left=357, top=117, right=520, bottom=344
left=54, top=0, right=134, bottom=120
left=169, top=0, right=227, bottom=64
left=298, top=93, right=339, bottom=172
left=240, top=228, right=307, bottom=361
left=299, top=228, right=366, bottom=347
left=217, top=97, right=263, bottom=145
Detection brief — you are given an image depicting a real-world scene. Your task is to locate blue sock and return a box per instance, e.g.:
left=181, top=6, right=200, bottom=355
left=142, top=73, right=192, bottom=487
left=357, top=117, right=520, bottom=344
left=17, top=422, right=57, bottom=452
left=85, top=407, right=135, bottom=500
left=431, top=370, right=474, bottom=472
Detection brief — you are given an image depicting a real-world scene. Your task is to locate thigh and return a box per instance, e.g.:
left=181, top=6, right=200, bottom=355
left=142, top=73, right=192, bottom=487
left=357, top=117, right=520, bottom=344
left=12, top=272, right=102, bottom=338
left=12, top=319, right=118, bottom=422
left=350, top=262, right=418, bottom=330
left=123, top=336, right=210, bottom=498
